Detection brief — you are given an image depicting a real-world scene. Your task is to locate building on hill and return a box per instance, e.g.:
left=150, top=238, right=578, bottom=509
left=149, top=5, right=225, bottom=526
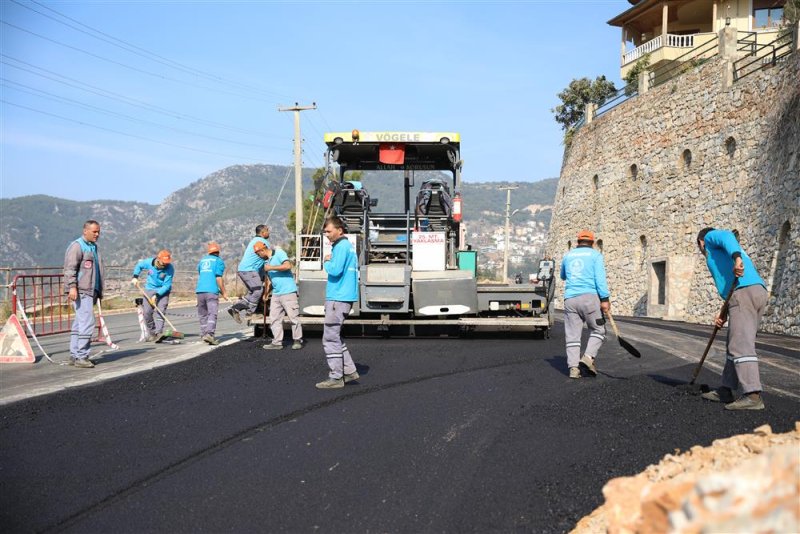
left=545, top=21, right=799, bottom=335
left=610, top=0, right=790, bottom=80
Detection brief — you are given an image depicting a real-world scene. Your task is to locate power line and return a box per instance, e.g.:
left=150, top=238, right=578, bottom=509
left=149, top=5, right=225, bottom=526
left=1, top=55, right=283, bottom=139
left=14, top=0, right=291, bottom=100
left=0, top=19, right=283, bottom=105
left=20, top=0, right=286, bottom=97
left=1, top=78, right=279, bottom=150
left=2, top=99, right=269, bottom=162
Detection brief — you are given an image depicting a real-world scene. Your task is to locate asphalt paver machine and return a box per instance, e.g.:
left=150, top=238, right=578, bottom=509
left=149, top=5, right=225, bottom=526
left=295, top=130, right=554, bottom=337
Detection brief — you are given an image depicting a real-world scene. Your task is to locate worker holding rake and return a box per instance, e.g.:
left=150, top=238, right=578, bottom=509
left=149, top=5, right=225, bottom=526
left=560, top=230, right=610, bottom=379
left=131, top=249, right=175, bottom=343
left=697, top=228, right=768, bottom=411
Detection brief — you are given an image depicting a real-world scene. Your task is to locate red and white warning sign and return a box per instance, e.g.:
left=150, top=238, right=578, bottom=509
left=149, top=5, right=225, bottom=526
left=0, top=314, right=35, bottom=363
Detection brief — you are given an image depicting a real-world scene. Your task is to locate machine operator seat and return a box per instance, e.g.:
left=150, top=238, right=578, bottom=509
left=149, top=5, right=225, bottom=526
left=334, top=181, right=370, bottom=232
left=416, top=179, right=452, bottom=231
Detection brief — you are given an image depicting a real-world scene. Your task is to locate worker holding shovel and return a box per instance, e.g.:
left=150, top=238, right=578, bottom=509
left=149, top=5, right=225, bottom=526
left=131, top=249, right=175, bottom=343
left=228, top=225, right=271, bottom=324
left=697, top=228, right=768, bottom=411
left=560, top=230, right=611, bottom=379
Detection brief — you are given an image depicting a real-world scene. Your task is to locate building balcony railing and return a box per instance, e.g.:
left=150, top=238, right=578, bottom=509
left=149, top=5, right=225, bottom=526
left=622, top=32, right=716, bottom=66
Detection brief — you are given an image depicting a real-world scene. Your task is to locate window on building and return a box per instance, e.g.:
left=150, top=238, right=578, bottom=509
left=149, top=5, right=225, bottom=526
left=567, top=240, right=572, bottom=251
left=753, top=1, right=785, bottom=29
left=770, top=220, right=791, bottom=296
left=639, top=235, right=647, bottom=267
left=596, top=239, right=604, bottom=252
left=652, top=261, right=666, bottom=305
left=629, top=164, right=639, bottom=180
left=592, top=174, right=599, bottom=191
left=682, top=149, right=692, bottom=169
left=725, top=136, right=737, bottom=157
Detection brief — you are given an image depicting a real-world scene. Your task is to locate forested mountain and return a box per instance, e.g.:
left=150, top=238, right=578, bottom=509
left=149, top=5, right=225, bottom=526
left=0, top=164, right=557, bottom=269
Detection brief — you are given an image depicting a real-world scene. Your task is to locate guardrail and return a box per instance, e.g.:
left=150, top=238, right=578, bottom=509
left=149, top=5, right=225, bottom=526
left=648, top=34, right=719, bottom=88
left=594, top=81, right=640, bottom=120
left=734, top=31, right=796, bottom=82
left=4, top=266, right=247, bottom=337
left=11, top=274, right=72, bottom=336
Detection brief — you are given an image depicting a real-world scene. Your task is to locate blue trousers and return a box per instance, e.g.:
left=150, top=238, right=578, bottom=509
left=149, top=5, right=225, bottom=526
left=70, top=294, right=96, bottom=360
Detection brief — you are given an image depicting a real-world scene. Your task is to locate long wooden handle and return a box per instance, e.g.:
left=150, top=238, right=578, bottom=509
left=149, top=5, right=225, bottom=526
left=606, top=311, right=621, bottom=338
left=690, top=280, right=738, bottom=384
left=136, top=285, right=180, bottom=332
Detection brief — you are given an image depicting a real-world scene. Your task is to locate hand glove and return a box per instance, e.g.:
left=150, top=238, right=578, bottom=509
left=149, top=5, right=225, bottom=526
left=148, top=296, right=157, bottom=307
left=130, top=278, right=139, bottom=286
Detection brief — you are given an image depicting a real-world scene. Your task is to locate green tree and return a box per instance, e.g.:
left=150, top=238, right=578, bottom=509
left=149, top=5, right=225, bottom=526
left=551, top=75, right=618, bottom=132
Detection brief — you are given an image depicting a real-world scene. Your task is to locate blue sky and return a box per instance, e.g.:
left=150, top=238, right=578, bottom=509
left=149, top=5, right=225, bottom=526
left=1, top=0, right=624, bottom=204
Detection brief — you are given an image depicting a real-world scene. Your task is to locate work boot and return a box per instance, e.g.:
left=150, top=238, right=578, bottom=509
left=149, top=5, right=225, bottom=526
left=315, top=378, right=344, bottom=389
left=569, top=367, right=581, bottom=379
left=73, top=358, right=95, bottom=369
left=725, top=394, right=765, bottom=411
left=154, top=333, right=166, bottom=343
left=291, top=340, right=303, bottom=350
left=579, top=355, right=597, bottom=376
left=344, top=371, right=360, bottom=383
left=202, top=334, right=219, bottom=346
left=228, top=307, right=242, bottom=324
left=262, top=343, right=284, bottom=350
left=701, top=387, right=734, bottom=403
left=145, top=334, right=157, bottom=342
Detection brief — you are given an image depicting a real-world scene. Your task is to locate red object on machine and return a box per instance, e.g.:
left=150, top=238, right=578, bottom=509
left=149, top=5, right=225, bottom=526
left=452, top=193, right=462, bottom=222
left=379, top=143, right=405, bottom=165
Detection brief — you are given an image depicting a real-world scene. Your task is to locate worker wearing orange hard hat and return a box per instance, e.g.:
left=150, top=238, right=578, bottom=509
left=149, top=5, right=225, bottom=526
left=196, top=242, right=228, bottom=345
left=130, top=249, right=175, bottom=342
left=560, top=230, right=611, bottom=379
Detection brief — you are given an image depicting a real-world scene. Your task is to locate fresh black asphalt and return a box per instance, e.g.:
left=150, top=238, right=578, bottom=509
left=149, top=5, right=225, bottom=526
left=1, top=324, right=798, bottom=533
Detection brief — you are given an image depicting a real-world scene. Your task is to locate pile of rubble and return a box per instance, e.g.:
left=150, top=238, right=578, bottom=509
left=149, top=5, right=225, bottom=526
left=573, top=422, right=800, bottom=533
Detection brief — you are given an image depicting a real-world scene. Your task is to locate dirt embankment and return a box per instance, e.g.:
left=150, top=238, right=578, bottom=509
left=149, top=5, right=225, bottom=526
left=573, top=422, right=800, bottom=533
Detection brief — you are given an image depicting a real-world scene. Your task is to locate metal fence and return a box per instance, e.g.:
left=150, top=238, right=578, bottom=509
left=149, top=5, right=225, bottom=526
left=648, top=34, right=720, bottom=88
left=1, top=264, right=247, bottom=333
left=594, top=81, right=640, bottom=120
left=734, top=30, right=796, bottom=82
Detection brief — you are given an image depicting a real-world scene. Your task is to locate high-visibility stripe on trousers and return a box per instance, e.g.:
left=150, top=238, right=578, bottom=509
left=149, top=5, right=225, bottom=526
left=322, top=300, right=356, bottom=379
left=563, top=292, right=606, bottom=369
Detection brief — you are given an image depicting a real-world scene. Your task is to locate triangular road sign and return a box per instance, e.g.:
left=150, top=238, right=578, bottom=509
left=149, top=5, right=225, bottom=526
left=0, top=314, right=35, bottom=363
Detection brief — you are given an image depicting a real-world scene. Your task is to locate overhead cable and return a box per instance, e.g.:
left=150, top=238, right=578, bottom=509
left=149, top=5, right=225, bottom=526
left=2, top=99, right=268, bottom=162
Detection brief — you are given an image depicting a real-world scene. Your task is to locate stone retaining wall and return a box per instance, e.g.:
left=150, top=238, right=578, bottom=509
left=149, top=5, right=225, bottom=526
left=545, top=53, right=799, bottom=335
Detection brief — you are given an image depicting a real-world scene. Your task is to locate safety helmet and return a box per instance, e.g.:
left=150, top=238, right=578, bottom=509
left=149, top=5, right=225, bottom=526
left=157, top=249, right=172, bottom=264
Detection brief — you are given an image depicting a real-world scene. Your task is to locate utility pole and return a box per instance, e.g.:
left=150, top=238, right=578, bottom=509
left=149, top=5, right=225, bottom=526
left=499, top=186, right=518, bottom=284
left=278, top=102, right=316, bottom=266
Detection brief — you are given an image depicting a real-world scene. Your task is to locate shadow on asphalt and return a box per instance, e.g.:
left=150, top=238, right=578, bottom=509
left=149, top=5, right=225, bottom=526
left=648, top=373, right=712, bottom=394
left=90, top=348, right=151, bottom=364
left=545, top=355, right=630, bottom=380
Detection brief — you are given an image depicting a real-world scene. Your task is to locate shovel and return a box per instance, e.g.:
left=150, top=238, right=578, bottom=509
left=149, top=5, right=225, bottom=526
left=135, top=283, right=185, bottom=340
left=687, top=279, right=738, bottom=387
left=605, top=311, right=641, bottom=358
